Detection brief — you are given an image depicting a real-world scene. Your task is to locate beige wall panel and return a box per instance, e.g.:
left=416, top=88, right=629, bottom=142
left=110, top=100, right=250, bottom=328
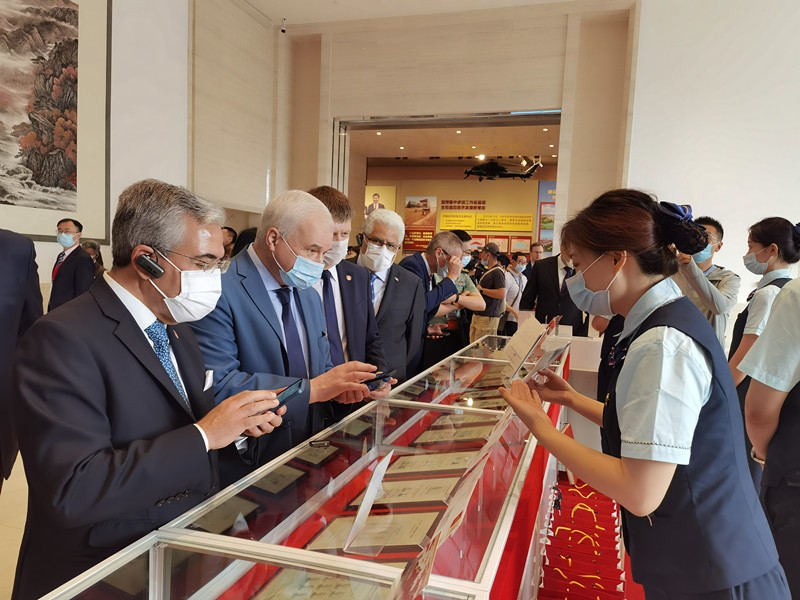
left=289, top=37, right=323, bottom=190
left=327, top=14, right=568, bottom=117
left=191, top=0, right=273, bottom=212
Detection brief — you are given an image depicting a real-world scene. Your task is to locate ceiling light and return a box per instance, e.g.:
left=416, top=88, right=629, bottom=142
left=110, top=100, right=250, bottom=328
left=456, top=130, right=462, bottom=134
left=552, top=154, right=557, bottom=158
left=520, top=158, right=528, bottom=167
left=400, top=146, right=404, bottom=150
left=376, top=132, right=382, bottom=135
left=476, top=154, right=485, bottom=161
left=471, top=145, right=477, bottom=149
left=543, top=128, right=548, bottom=132
left=549, top=144, right=554, bottom=148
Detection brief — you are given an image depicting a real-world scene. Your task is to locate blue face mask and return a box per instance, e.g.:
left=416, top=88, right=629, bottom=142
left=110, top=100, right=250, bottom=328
left=461, top=255, right=471, bottom=268
left=275, top=235, right=324, bottom=289
left=57, top=232, right=76, bottom=248
left=480, top=259, right=489, bottom=267
left=515, top=263, right=526, bottom=273
left=692, top=244, right=713, bottom=264
left=565, top=253, right=624, bottom=316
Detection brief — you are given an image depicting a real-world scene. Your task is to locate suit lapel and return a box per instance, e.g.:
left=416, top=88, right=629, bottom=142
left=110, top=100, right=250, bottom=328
left=236, top=251, right=284, bottom=341
left=91, top=279, right=194, bottom=418
left=550, top=256, right=561, bottom=292
left=169, top=326, right=214, bottom=418
left=376, top=265, right=400, bottom=324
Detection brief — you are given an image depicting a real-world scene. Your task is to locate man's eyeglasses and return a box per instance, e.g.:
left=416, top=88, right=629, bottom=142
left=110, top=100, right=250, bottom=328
left=365, top=235, right=400, bottom=253
left=163, top=249, right=231, bottom=273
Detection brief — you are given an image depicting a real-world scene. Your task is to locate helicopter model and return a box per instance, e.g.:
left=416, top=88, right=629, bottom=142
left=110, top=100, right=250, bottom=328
left=464, top=156, right=542, bottom=181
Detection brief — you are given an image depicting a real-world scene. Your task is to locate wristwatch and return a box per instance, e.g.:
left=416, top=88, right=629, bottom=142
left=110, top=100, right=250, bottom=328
left=750, top=447, right=766, bottom=466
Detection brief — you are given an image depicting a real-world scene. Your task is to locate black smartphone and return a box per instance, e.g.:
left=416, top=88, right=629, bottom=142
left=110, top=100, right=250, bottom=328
left=362, top=369, right=397, bottom=391
left=273, top=378, right=305, bottom=411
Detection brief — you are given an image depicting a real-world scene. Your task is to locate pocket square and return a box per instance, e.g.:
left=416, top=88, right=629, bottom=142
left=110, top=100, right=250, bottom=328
left=203, top=369, right=214, bottom=391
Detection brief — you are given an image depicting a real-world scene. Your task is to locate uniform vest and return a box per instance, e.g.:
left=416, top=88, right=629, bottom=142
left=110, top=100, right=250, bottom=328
left=728, top=278, right=791, bottom=405
left=601, top=296, right=778, bottom=593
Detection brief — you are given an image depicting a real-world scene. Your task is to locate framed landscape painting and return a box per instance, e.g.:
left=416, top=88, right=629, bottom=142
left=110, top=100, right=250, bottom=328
left=0, top=0, right=110, bottom=241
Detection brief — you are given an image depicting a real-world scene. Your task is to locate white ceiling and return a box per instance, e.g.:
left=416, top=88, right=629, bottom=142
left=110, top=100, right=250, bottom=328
left=349, top=124, right=561, bottom=168
left=248, top=0, right=562, bottom=26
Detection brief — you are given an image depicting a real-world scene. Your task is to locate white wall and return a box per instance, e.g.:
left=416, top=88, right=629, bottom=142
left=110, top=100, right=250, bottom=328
left=627, top=0, right=800, bottom=300
left=35, top=0, right=189, bottom=293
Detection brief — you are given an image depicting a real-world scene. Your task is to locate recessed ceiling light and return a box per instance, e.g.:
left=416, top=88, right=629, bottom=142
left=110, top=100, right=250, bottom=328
left=552, top=154, right=557, bottom=158
left=376, top=132, right=382, bottom=135
left=400, top=146, right=404, bottom=150
left=456, top=130, right=462, bottom=134
left=471, top=145, right=477, bottom=149
left=549, top=144, right=554, bottom=148
left=543, top=128, right=549, bottom=132
left=476, top=154, right=485, bottom=160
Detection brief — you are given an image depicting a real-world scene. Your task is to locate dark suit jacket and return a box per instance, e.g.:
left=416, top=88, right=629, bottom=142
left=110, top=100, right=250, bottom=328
left=13, top=277, right=222, bottom=599
left=48, top=244, right=95, bottom=311
left=399, top=251, right=457, bottom=321
left=365, top=202, right=385, bottom=215
left=330, top=261, right=388, bottom=420
left=374, top=264, right=425, bottom=382
left=519, top=254, right=588, bottom=335
left=522, top=262, right=533, bottom=280
left=0, top=230, right=42, bottom=486
left=190, top=250, right=334, bottom=462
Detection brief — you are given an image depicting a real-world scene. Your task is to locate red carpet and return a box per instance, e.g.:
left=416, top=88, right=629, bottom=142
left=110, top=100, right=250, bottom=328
left=536, top=474, right=645, bottom=599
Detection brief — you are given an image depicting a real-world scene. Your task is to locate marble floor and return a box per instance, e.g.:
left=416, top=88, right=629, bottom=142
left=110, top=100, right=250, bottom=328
left=0, top=464, right=27, bottom=599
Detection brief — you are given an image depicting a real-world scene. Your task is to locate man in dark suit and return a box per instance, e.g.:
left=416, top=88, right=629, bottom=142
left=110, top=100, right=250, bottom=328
left=190, top=190, right=375, bottom=465
left=399, top=231, right=463, bottom=322
left=519, top=251, right=588, bottom=335
left=49, top=217, right=95, bottom=311
left=523, top=241, right=545, bottom=279
left=0, top=229, right=42, bottom=494
left=12, top=180, right=284, bottom=599
left=308, top=186, right=389, bottom=421
left=365, top=192, right=385, bottom=216
left=357, top=209, right=425, bottom=382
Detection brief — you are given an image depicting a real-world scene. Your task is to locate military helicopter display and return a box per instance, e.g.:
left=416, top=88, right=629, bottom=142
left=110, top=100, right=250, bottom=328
left=464, top=155, right=542, bottom=181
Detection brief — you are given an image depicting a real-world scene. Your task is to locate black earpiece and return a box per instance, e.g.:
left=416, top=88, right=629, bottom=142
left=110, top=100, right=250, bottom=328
left=356, top=233, right=364, bottom=246
left=135, top=254, right=165, bottom=279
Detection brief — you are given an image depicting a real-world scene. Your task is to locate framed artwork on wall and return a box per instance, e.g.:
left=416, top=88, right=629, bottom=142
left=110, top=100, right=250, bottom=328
left=510, top=236, right=532, bottom=253
left=0, top=0, right=111, bottom=242
left=487, top=235, right=509, bottom=253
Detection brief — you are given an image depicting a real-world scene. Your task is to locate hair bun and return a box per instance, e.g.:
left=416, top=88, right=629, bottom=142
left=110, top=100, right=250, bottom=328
left=793, top=222, right=800, bottom=248
left=656, top=202, right=708, bottom=254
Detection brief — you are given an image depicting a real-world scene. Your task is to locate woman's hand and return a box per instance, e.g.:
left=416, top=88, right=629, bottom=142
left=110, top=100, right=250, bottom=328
left=499, top=379, right=553, bottom=437
left=531, top=368, right=576, bottom=408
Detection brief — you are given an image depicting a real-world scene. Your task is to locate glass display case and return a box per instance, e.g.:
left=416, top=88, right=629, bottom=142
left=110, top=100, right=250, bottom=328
left=45, top=335, right=567, bottom=600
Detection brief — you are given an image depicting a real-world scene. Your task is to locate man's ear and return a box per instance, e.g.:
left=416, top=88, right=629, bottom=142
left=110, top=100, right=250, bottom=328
left=264, top=227, right=280, bottom=252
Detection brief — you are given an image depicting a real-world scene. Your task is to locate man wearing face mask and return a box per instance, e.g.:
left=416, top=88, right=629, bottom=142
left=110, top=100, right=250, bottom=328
left=400, top=231, right=464, bottom=322
left=357, top=209, right=426, bottom=382
left=470, top=243, right=507, bottom=343
left=191, top=190, right=376, bottom=465
left=48, top=217, right=95, bottom=311
left=12, top=180, right=286, bottom=599
left=673, top=215, right=741, bottom=348
left=308, top=186, right=390, bottom=421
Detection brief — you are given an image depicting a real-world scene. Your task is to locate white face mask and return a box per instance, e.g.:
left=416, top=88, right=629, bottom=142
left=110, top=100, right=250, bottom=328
left=149, top=252, right=222, bottom=323
left=742, top=247, right=772, bottom=275
left=357, top=242, right=396, bottom=273
left=323, top=239, right=349, bottom=269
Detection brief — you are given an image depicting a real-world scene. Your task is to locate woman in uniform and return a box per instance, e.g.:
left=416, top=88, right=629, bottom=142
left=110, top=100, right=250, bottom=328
left=500, top=189, right=789, bottom=599
left=728, top=217, right=799, bottom=488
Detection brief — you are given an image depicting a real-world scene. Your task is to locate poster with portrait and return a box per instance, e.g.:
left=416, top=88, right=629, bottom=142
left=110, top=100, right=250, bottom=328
left=0, top=0, right=110, bottom=241
left=403, top=195, right=437, bottom=251
left=364, top=186, right=396, bottom=218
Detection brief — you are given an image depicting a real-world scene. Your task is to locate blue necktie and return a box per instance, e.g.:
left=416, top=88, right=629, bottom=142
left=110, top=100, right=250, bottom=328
left=274, top=287, right=309, bottom=378
left=369, top=272, right=378, bottom=304
left=145, top=321, right=191, bottom=412
left=321, top=270, right=345, bottom=366
left=561, top=266, right=575, bottom=295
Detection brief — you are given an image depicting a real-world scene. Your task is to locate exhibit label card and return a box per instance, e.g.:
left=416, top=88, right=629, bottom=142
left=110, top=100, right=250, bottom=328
left=351, top=477, right=460, bottom=507
left=307, top=512, right=439, bottom=552
left=387, top=450, right=478, bottom=475
left=255, top=569, right=389, bottom=600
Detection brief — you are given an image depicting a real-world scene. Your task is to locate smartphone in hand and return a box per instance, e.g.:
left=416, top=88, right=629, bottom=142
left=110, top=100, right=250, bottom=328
left=361, top=369, right=397, bottom=392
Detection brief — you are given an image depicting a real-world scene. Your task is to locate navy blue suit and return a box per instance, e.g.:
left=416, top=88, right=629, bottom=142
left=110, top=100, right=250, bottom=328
left=48, top=244, right=94, bottom=311
left=0, top=229, right=42, bottom=489
left=190, top=250, right=334, bottom=464
left=399, top=252, right=457, bottom=321
left=13, top=277, right=225, bottom=599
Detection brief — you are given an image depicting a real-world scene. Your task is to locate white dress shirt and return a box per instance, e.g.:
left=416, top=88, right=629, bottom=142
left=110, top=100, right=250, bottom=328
left=557, top=253, right=572, bottom=288
left=312, top=267, right=350, bottom=361
left=103, top=272, right=209, bottom=450
left=371, top=267, right=390, bottom=315
left=742, top=268, right=794, bottom=336
left=615, top=277, right=712, bottom=465
left=247, top=245, right=311, bottom=375
left=740, top=277, right=800, bottom=393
